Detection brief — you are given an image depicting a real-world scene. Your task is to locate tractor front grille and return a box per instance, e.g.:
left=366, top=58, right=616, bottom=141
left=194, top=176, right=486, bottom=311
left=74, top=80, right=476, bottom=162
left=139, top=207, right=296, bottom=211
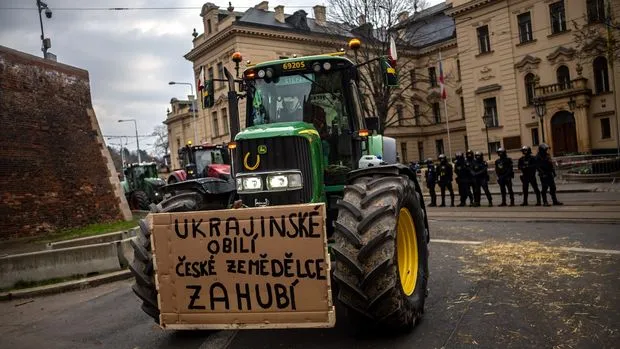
left=234, top=136, right=313, bottom=206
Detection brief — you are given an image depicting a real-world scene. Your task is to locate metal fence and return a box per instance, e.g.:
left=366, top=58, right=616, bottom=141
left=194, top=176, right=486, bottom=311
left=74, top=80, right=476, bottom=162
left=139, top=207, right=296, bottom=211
left=554, top=155, right=620, bottom=184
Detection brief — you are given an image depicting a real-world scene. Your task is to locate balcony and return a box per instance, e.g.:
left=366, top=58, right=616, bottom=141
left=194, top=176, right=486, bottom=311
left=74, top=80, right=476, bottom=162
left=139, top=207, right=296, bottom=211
left=535, top=77, right=592, bottom=102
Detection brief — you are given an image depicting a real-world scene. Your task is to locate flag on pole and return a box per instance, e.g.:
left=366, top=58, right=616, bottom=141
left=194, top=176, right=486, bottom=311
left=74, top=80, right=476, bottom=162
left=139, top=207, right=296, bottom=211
left=197, top=66, right=205, bottom=92
left=438, top=58, right=447, bottom=100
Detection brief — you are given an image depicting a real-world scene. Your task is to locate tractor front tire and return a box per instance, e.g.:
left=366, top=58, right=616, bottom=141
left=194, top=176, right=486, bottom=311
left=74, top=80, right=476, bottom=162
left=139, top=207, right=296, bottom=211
left=332, top=174, right=429, bottom=332
left=129, top=192, right=206, bottom=323
left=130, top=190, right=150, bottom=211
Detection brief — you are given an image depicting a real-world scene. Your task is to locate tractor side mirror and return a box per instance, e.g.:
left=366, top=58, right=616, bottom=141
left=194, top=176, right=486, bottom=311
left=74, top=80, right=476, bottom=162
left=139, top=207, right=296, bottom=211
left=203, top=80, right=215, bottom=108
left=365, top=117, right=379, bottom=133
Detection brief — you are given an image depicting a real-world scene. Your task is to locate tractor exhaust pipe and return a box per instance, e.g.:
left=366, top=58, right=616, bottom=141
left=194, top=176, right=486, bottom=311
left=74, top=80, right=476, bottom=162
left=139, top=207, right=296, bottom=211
left=224, top=67, right=240, bottom=140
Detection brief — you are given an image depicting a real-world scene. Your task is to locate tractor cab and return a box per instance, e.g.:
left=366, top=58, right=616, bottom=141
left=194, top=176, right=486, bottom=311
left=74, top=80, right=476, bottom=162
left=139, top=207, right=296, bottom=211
left=168, top=142, right=231, bottom=183
left=120, top=162, right=165, bottom=210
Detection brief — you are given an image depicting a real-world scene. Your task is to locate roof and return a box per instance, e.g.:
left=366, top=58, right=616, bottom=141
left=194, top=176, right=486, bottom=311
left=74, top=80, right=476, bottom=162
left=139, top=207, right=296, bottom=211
left=398, top=2, right=456, bottom=48
left=236, top=8, right=353, bottom=37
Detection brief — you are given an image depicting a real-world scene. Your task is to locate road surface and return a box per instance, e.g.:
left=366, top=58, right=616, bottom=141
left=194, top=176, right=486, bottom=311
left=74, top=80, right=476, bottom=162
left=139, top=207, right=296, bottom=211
left=1, top=220, right=619, bottom=349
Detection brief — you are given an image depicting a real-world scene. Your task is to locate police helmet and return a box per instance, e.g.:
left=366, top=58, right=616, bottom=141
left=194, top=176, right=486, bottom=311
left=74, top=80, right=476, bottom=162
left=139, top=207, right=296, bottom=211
left=497, top=147, right=506, bottom=157
left=521, top=145, right=531, bottom=154
left=466, top=149, right=474, bottom=158
left=438, top=154, right=446, bottom=161
left=425, top=158, right=433, bottom=165
left=474, top=151, right=483, bottom=159
left=455, top=151, right=463, bottom=158
left=538, top=143, right=550, bottom=153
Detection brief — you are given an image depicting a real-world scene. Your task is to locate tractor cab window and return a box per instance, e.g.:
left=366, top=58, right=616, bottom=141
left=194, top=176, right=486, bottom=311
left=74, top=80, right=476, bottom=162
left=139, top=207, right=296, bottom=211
left=194, top=149, right=226, bottom=176
left=247, top=69, right=355, bottom=184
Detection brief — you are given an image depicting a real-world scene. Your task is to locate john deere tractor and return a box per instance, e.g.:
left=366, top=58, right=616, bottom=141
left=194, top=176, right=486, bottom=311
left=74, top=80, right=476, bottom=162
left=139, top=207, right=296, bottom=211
left=130, top=46, right=429, bottom=332
left=121, top=163, right=166, bottom=210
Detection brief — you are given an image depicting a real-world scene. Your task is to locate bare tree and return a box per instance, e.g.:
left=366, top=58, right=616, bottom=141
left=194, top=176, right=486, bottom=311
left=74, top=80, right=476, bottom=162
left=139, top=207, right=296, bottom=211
left=151, top=125, right=169, bottom=157
left=572, top=14, right=619, bottom=65
left=326, top=0, right=436, bottom=132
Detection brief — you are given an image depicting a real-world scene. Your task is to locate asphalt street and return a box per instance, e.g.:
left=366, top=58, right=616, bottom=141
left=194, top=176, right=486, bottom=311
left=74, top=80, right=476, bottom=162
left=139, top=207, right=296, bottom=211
left=1, top=220, right=619, bottom=349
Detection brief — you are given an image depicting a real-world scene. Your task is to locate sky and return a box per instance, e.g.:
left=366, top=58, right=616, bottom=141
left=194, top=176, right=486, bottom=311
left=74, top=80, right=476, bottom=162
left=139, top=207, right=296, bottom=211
left=0, top=0, right=442, bottom=155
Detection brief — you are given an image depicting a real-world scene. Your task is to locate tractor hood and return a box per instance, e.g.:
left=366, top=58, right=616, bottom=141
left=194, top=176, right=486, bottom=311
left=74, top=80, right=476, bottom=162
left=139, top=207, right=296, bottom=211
left=235, top=121, right=319, bottom=141
left=144, top=177, right=166, bottom=189
left=208, top=164, right=231, bottom=177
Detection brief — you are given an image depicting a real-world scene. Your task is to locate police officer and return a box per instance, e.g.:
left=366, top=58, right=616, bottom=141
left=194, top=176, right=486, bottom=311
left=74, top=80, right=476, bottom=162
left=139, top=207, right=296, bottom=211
left=437, top=154, right=455, bottom=207
left=465, top=149, right=477, bottom=206
left=536, top=143, right=563, bottom=206
left=472, top=151, right=493, bottom=207
left=454, top=152, right=473, bottom=206
left=425, top=158, right=437, bottom=207
left=494, top=147, right=515, bottom=206
left=517, top=145, right=542, bottom=206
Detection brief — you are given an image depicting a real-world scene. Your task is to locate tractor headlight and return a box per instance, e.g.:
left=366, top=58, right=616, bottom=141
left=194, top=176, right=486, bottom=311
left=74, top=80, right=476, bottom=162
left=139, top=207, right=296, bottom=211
left=267, top=175, right=288, bottom=189
left=241, top=176, right=262, bottom=191
left=266, top=172, right=302, bottom=190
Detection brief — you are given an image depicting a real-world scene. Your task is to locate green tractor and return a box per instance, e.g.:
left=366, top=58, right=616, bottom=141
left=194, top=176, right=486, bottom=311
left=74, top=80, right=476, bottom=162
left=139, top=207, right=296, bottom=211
left=130, top=47, right=430, bottom=332
left=121, top=162, right=166, bottom=210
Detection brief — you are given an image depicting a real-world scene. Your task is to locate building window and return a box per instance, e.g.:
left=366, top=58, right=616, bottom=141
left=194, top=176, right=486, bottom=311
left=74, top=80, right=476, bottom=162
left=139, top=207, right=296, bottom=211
left=587, top=0, right=605, bottom=23
left=221, top=107, right=229, bottom=134
left=212, top=111, right=219, bottom=136
left=489, top=141, right=501, bottom=154
left=410, top=69, right=417, bottom=89
left=435, top=139, right=444, bottom=156
left=460, top=96, right=465, bottom=118
left=418, top=141, right=424, bottom=162
left=593, top=56, right=610, bottom=94
left=456, top=59, right=462, bottom=81
left=414, top=104, right=420, bottom=125
left=483, top=97, right=499, bottom=127
left=428, top=67, right=437, bottom=87
left=208, top=67, right=214, bottom=82
left=524, top=73, right=536, bottom=105
left=556, top=65, right=571, bottom=90
left=464, top=135, right=469, bottom=150
left=401, top=142, right=408, bottom=163
left=397, top=105, right=405, bottom=126
left=432, top=102, right=441, bottom=124
left=207, top=19, right=212, bottom=34
left=601, top=118, right=611, bottom=139
left=531, top=127, right=540, bottom=146
left=518, top=12, right=533, bottom=43
left=477, top=25, right=491, bottom=54
left=550, top=1, right=566, bottom=34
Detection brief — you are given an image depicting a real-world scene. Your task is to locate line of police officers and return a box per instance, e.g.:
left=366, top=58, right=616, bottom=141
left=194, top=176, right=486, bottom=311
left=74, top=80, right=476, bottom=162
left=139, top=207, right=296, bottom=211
left=417, top=143, right=563, bottom=207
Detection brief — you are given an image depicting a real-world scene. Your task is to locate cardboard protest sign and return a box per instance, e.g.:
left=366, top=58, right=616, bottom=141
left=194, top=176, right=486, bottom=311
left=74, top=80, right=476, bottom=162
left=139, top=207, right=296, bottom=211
left=149, top=203, right=334, bottom=330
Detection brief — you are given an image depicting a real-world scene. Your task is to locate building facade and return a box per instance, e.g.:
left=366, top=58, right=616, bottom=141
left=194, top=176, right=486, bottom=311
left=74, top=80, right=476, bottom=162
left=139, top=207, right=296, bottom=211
left=166, top=1, right=464, bottom=163
left=447, top=0, right=620, bottom=157
left=163, top=98, right=198, bottom=169
left=166, top=0, right=619, bottom=162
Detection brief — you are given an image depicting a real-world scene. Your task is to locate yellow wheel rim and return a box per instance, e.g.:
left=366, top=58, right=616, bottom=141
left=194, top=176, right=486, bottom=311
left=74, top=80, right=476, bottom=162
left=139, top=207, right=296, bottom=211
left=397, top=207, right=418, bottom=296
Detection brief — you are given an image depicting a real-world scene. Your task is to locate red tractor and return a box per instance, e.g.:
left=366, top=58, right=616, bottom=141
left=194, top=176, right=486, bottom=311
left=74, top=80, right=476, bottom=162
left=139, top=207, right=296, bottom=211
left=167, top=142, right=231, bottom=184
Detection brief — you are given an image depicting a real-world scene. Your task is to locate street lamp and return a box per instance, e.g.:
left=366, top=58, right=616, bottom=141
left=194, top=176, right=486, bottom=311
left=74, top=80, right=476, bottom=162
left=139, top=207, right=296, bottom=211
left=36, top=0, right=53, bottom=59
left=169, top=81, right=199, bottom=144
left=534, top=97, right=547, bottom=143
left=482, top=113, right=492, bottom=160
left=118, top=119, right=141, bottom=164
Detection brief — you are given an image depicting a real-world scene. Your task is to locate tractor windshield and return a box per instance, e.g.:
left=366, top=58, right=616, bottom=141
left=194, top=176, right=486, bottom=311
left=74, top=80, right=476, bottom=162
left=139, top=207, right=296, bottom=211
left=193, top=149, right=226, bottom=175
left=246, top=71, right=351, bottom=138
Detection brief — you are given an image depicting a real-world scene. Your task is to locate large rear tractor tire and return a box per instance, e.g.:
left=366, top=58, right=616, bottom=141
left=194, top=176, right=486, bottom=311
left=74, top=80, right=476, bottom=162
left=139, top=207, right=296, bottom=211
left=129, top=192, right=209, bottom=323
left=332, top=174, right=429, bottom=333
left=130, top=190, right=150, bottom=211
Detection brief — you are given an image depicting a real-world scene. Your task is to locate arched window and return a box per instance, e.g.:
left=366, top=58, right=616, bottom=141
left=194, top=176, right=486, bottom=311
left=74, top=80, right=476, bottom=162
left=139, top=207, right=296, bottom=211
left=593, top=56, right=610, bottom=94
left=556, top=65, right=571, bottom=90
left=524, top=73, right=536, bottom=105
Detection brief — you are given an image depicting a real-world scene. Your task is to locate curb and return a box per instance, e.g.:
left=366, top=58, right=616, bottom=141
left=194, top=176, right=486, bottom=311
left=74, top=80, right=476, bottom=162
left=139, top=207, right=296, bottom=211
left=0, top=269, right=132, bottom=301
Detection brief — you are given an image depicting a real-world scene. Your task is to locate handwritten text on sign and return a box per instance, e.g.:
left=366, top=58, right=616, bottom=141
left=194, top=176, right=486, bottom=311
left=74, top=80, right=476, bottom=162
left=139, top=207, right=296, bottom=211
left=150, top=203, right=332, bottom=328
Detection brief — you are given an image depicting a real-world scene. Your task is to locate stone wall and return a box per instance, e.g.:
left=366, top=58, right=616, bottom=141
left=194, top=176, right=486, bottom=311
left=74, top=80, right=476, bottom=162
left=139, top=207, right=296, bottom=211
left=0, top=45, right=132, bottom=239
